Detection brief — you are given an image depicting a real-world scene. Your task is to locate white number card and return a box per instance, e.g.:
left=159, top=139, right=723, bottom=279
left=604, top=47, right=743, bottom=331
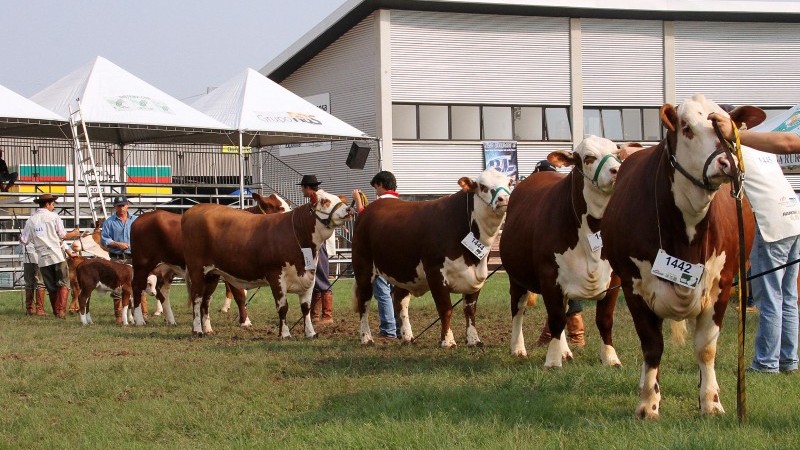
left=461, top=232, right=489, bottom=259
left=587, top=231, right=603, bottom=252
left=301, top=248, right=315, bottom=270
left=651, top=249, right=704, bottom=289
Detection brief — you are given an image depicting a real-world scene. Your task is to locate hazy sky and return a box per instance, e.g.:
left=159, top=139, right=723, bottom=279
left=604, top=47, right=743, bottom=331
left=0, top=0, right=349, bottom=101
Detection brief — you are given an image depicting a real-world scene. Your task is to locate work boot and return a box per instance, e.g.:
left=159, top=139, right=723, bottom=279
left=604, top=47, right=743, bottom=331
left=114, top=297, right=123, bottom=325
left=566, top=312, right=586, bottom=347
left=55, top=287, right=69, bottom=319
left=35, top=288, right=47, bottom=316
left=535, top=320, right=552, bottom=347
left=25, top=289, right=35, bottom=315
left=319, top=290, right=334, bottom=325
left=310, top=291, right=322, bottom=322
left=48, top=290, right=58, bottom=317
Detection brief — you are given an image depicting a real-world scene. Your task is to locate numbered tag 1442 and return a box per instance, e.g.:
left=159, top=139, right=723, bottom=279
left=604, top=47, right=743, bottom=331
left=651, top=249, right=704, bottom=289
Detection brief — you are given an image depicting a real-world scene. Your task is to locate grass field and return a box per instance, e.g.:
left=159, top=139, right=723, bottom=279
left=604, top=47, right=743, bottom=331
left=1, top=273, right=799, bottom=449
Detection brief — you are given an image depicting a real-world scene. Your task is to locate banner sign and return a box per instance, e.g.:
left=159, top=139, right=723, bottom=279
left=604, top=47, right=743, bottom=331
left=274, top=93, right=332, bottom=157
left=483, top=141, right=519, bottom=182
left=222, top=145, right=252, bottom=154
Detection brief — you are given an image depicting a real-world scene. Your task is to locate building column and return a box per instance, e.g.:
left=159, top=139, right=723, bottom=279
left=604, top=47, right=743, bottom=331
left=663, top=21, right=676, bottom=105
left=569, top=18, right=583, bottom=149
left=375, top=9, right=393, bottom=171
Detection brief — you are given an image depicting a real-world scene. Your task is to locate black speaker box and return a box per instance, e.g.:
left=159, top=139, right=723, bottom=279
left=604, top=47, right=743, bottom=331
left=346, top=142, right=370, bottom=170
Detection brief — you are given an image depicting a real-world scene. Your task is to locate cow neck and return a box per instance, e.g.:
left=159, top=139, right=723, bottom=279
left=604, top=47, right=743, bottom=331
left=290, top=204, right=318, bottom=251
left=466, top=190, right=503, bottom=248
left=570, top=167, right=610, bottom=228
left=660, top=133, right=718, bottom=243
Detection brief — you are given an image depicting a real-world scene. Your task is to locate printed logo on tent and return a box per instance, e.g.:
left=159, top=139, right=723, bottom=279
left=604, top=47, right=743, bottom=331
left=255, top=111, right=322, bottom=125
left=105, top=95, right=173, bottom=114
left=775, top=111, right=800, bottom=133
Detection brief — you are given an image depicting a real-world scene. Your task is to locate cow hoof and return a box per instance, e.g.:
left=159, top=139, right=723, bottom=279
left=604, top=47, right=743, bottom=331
left=360, top=338, right=375, bottom=346
left=219, top=307, right=229, bottom=313
left=440, top=341, right=457, bottom=349
left=167, top=321, right=178, bottom=327
left=192, top=331, right=205, bottom=338
left=466, top=340, right=484, bottom=348
left=153, top=311, right=162, bottom=317
left=308, top=333, right=318, bottom=339
left=512, top=349, right=528, bottom=358
left=636, top=403, right=660, bottom=420
left=701, top=402, right=725, bottom=416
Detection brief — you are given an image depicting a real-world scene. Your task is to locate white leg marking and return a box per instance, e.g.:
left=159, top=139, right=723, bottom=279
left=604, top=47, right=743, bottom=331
left=80, top=312, right=89, bottom=325
left=220, top=295, right=231, bottom=313
left=279, top=319, right=291, bottom=339
left=122, top=305, right=130, bottom=326
left=304, top=312, right=317, bottom=338
left=241, top=316, right=252, bottom=328
left=465, top=323, right=481, bottom=347
left=398, top=294, right=413, bottom=343
left=202, top=312, right=213, bottom=334
left=163, top=299, right=177, bottom=326
left=86, top=312, right=93, bottom=325
left=440, top=328, right=457, bottom=349
left=636, top=363, right=661, bottom=420
left=192, top=298, right=203, bottom=335
left=359, top=313, right=373, bottom=345
left=133, top=305, right=146, bottom=326
left=695, top=310, right=724, bottom=416
left=510, top=296, right=528, bottom=357
left=544, top=332, right=572, bottom=368
left=600, top=344, right=622, bottom=367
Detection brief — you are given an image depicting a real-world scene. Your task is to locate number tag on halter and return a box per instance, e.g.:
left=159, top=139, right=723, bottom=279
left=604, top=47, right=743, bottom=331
left=651, top=249, right=704, bottom=289
left=301, top=248, right=315, bottom=270
left=461, top=232, right=489, bottom=259
left=587, top=231, right=603, bottom=252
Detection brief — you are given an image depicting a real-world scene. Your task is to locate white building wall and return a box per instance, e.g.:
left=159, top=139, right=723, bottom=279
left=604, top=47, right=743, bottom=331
left=277, top=13, right=380, bottom=198
left=581, top=18, right=664, bottom=106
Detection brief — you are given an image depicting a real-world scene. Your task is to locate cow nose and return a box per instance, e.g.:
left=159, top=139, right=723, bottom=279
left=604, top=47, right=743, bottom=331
left=610, top=167, right=618, bottom=176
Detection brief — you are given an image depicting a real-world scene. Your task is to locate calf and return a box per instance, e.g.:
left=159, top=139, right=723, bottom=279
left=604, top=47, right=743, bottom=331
left=601, top=94, right=763, bottom=419
left=352, top=168, right=512, bottom=347
left=74, top=258, right=136, bottom=325
left=182, top=189, right=351, bottom=337
left=500, top=136, right=622, bottom=367
left=130, top=192, right=290, bottom=326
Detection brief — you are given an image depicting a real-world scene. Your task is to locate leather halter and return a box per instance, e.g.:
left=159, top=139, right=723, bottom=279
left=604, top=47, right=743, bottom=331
left=666, top=128, right=738, bottom=192
left=312, top=200, right=347, bottom=228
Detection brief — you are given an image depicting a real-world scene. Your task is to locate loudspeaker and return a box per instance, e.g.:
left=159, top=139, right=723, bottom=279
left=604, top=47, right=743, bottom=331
left=346, top=142, right=370, bottom=170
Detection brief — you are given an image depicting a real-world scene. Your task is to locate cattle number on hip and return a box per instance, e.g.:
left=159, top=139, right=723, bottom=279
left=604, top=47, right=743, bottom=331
left=651, top=249, right=704, bottom=289
left=461, top=232, right=489, bottom=259
left=586, top=231, right=602, bottom=252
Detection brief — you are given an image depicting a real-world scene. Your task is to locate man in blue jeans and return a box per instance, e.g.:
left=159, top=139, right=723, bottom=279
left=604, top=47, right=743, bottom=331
left=353, top=171, right=399, bottom=339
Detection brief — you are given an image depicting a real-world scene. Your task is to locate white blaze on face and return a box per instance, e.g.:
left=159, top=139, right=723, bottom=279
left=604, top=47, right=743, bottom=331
left=313, top=189, right=352, bottom=228
left=145, top=274, right=158, bottom=296
left=576, top=135, right=620, bottom=195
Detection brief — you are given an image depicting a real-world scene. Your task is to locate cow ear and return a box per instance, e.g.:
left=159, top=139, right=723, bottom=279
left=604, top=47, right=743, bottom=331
left=660, top=104, right=678, bottom=132
left=729, top=105, right=767, bottom=131
left=547, top=150, right=576, bottom=168
left=252, top=192, right=262, bottom=201
left=458, top=176, right=477, bottom=192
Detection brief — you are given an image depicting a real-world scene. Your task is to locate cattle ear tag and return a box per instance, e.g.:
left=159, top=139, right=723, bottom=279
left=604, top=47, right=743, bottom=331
left=301, top=248, right=315, bottom=270
left=461, top=232, right=489, bottom=259
left=651, top=249, right=704, bottom=289
left=586, top=231, right=602, bottom=252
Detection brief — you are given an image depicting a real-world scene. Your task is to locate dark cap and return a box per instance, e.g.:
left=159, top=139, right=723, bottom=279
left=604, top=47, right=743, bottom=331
left=34, top=193, right=59, bottom=205
left=297, top=175, right=321, bottom=186
left=534, top=160, right=557, bottom=173
left=113, top=195, right=130, bottom=206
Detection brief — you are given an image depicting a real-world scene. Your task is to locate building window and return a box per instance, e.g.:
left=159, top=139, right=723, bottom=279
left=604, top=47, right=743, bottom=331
left=451, top=106, right=480, bottom=140
left=584, top=107, right=663, bottom=142
left=419, top=105, right=449, bottom=140
left=392, top=103, right=571, bottom=141
left=392, top=104, right=417, bottom=140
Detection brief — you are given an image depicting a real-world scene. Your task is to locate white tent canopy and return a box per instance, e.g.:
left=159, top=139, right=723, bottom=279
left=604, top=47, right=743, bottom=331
left=191, top=68, right=372, bottom=146
left=30, top=56, right=235, bottom=145
left=0, top=83, right=68, bottom=138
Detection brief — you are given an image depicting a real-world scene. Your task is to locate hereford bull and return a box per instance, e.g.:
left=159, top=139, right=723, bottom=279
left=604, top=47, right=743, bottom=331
left=182, top=189, right=351, bottom=337
left=601, top=94, right=763, bottom=419
left=352, top=168, right=512, bottom=347
left=129, top=192, right=290, bottom=326
left=500, top=136, right=622, bottom=367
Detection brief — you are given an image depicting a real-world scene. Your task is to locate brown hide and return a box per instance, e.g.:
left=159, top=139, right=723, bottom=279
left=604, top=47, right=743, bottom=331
left=75, top=258, right=133, bottom=317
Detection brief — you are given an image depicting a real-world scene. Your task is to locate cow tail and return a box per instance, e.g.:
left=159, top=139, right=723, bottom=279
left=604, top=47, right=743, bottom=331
left=669, top=319, right=688, bottom=346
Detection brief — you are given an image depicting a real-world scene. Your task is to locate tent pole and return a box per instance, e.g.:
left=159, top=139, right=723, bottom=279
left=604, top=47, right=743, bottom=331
left=238, top=131, right=245, bottom=209
left=73, top=145, right=79, bottom=226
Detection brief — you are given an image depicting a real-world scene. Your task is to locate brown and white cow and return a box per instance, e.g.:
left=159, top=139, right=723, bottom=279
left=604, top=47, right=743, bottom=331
left=352, top=168, right=512, bottom=347
left=74, top=258, right=134, bottom=325
left=182, top=189, right=351, bottom=337
left=501, top=136, right=622, bottom=367
left=129, top=192, right=290, bottom=326
left=601, top=94, right=763, bottom=419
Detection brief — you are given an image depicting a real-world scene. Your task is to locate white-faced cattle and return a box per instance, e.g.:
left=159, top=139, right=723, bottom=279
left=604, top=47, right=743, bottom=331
left=601, top=95, right=763, bottom=419
left=74, top=258, right=135, bottom=325
left=501, top=136, right=622, bottom=367
left=181, top=189, right=351, bottom=337
left=352, top=168, right=512, bottom=347
left=129, top=192, right=290, bottom=326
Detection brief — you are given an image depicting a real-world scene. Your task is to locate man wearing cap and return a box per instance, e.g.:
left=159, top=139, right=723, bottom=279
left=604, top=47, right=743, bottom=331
left=101, top=195, right=145, bottom=322
left=298, top=175, right=335, bottom=324
left=20, top=194, right=81, bottom=318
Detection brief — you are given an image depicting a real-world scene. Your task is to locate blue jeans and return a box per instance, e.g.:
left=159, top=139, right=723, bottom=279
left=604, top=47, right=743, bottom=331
left=374, top=275, right=397, bottom=337
left=750, top=224, right=800, bottom=372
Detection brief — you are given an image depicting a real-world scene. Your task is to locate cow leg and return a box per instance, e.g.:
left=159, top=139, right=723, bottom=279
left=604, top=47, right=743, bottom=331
left=220, top=282, right=232, bottom=313
left=695, top=303, right=725, bottom=416
left=131, top=266, right=152, bottom=326
left=298, top=288, right=317, bottom=339
left=230, top=286, right=252, bottom=328
left=394, top=287, right=413, bottom=343
left=201, top=275, right=219, bottom=334
left=354, top=276, right=375, bottom=345
left=121, top=287, right=134, bottom=326
left=428, top=281, right=456, bottom=349
left=78, top=288, right=91, bottom=325
left=596, top=273, right=622, bottom=366
left=269, top=283, right=292, bottom=339
left=509, top=280, right=530, bottom=357
left=625, top=289, right=664, bottom=420
left=544, top=292, right=571, bottom=368
left=186, top=269, right=207, bottom=336
left=159, top=275, right=177, bottom=326
left=463, top=291, right=483, bottom=347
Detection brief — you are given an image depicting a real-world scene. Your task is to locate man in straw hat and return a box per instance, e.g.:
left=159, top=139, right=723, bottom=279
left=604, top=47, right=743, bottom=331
left=20, top=194, right=81, bottom=318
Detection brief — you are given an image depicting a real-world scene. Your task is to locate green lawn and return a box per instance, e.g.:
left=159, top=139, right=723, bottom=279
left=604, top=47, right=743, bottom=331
left=1, top=274, right=798, bottom=449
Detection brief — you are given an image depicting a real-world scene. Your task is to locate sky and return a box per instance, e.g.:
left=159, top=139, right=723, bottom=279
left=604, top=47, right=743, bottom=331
left=0, top=0, right=349, bottom=101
